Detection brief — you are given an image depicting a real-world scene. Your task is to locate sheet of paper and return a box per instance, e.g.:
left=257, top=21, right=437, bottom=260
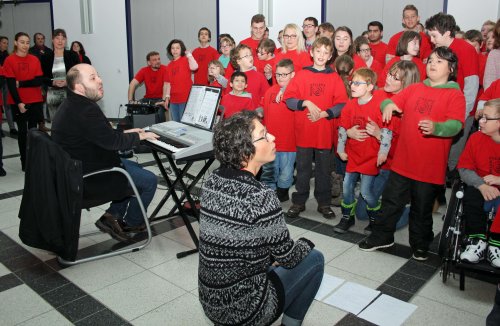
left=314, top=273, right=345, bottom=301
left=323, top=282, right=380, bottom=315
left=358, top=294, right=417, bottom=326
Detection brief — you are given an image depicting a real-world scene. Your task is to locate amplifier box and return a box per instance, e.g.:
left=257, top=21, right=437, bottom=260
left=132, top=113, right=157, bottom=129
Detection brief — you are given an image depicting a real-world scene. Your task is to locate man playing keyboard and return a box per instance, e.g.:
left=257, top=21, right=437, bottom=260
left=52, top=63, right=160, bottom=242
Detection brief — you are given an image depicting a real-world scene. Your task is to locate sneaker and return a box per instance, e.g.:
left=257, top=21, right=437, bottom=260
left=488, top=245, right=500, bottom=268
left=317, top=205, right=336, bottom=219
left=412, top=249, right=429, bottom=261
left=9, top=129, right=18, bottom=136
left=334, top=216, right=354, bottom=233
left=359, top=236, right=394, bottom=251
left=460, top=238, right=487, bottom=263
left=363, top=223, right=372, bottom=235
left=0, top=167, right=5, bottom=177
left=286, top=204, right=305, bottom=218
left=95, top=214, right=131, bottom=242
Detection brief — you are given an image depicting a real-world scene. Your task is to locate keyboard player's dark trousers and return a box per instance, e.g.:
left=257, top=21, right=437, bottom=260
left=106, top=159, right=157, bottom=227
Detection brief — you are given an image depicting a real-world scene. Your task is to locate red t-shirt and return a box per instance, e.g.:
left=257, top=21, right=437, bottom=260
left=340, top=90, right=387, bottom=175
left=449, top=38, right=480, bottom=91
left=353, top=54, right=368, bottom=70
left=262, top=84, right=296, bottom=152
left=3, top=53, right=43, bottom=104
left=165, top=56, right=192, bottom=103
left=480, top=79, right=500, bottom=100
left=134, top=65, right=167, bottom=99
left=274, top=50, right=313, bottom=73
left=387, top=31, right=432, bottom=61
left=378, top=57, right=426, bottom=88
left=242, top=69, right=270, bottom=109
left=220, top=93, right=255, bottom=118
left=368, top=58, right=384, bottom=85
left=254, top=56, right=276, bottom=80
left=284, top=68, right=348, bottom=149
left=240, top=37, right=261, bottom=57
left=369, top=41, right=388, bottom=66
left=192, top=46, right=220, bottom=86
left=457, top=131, right=500, bottom=179
left=388, top=82, right=466, bottom=184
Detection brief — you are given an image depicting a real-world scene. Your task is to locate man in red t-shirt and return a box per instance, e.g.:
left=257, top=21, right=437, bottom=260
left=240, top=14, right=266, bottom=57
left=192, top=28, right=219, bottom=86
left=367, top=21, right=387, bottom=66
left=386, top=4, right=432, bottom=63
left=127, top=51, right=167, bottom=104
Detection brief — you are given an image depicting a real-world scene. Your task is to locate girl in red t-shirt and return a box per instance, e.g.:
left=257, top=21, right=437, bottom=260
left=164, top=39, right=198, bottom=122
left=207, top=60, right=225, bottom=89
left=331, top=26, right=366, bottom=72
left=3, top=32, right=43, bottom=171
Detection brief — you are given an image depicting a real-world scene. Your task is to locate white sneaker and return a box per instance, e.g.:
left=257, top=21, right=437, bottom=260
left=488, top=245, right=500, bottom=268
left=460, top=238, right=487, bottom=263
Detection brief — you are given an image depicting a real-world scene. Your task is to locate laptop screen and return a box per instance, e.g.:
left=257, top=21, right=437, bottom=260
left=180, top=85, right=222, bottom=131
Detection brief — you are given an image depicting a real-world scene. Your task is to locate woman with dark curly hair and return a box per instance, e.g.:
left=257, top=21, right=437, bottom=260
left=198, top=110, right=324, bottom=326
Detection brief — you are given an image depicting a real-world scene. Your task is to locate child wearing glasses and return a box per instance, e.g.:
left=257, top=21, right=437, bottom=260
left=260, top=59, right=296, bottom=201
left=354, top=37, right=383, bottom=84
left=220, top=71, right=256, bottom=118
left=229, top=43, right=269, bottom=109
left=334, top=68, right=389, bottom=233
left=255, top=38, right=277, bottom=84
left=283, top=36, right=348, bottom=219
left=359, top=47, right=466, bottom=262
left=458, top=99, right=500, bottom=267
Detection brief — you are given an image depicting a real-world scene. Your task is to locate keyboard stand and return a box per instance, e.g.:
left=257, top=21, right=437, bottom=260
left=147, top=144, right=214, bottom=258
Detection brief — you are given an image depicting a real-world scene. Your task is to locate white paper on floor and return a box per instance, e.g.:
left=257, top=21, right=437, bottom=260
left=314, top=273, right=345, bottom=301
left=358, top=294, right=417, bottom=326
left=323, top=281, right=380, bottom=315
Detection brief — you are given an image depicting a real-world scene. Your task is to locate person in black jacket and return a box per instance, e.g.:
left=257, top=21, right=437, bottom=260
left=40, top=29, right=79, bottom=122
left=51, top=63, right=160, bottom=242
left=70, top=41, right=91, bottom=64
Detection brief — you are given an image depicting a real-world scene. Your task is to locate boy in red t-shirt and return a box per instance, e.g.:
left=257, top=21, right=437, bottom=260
left=220, top=71, right=255, bottom=118
left=192, top=28, right=219, bottom=86
left=255, top=39, right=276, bottom=85
left=335, top=68, right=389, bottom=233
left=359, top=47, right=466, bottom=261
left=260, top=59, right=295, bottom=201
left=458, top=99, right=500, bottom=267
left=283, top=37, right=348, bottom=219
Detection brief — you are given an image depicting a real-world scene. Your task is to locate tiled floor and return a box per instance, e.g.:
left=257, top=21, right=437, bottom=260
left=0, top=123, right=496, bottom=325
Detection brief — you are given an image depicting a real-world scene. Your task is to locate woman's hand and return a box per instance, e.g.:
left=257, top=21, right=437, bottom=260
left=484, top=174, right=500, bottom=186
left=478, top=184, right=500, bottom=201
left=418, top=120, right=435, bottom=135
left=347, top=125, right=368, bottom=141
left=366, top=117, right=381, bottom=140
left=339, top=152, right=348, bottom=161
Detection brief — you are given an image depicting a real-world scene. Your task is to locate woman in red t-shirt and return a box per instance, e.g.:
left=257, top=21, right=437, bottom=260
left=3, top=32, right=43, bottom=171
left=331, top=26, right=366, bottom=71
left=164, top=39, right=198, bottom=122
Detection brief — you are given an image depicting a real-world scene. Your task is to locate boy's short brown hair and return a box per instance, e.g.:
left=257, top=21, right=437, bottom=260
left=353, top=67, right=377, bottom=86
left=251, top=14, right=265, bottom=25
left=258, top=38, right=276, bottom=55
left=230, top=71, right=247, bottom=83
left=485, top=99, right=500, bottom=115
left=311, top=36, right=333, bottom=53
left=276, top=58, right=294, bottom=71
left=230, top=43, right=252, bottom=69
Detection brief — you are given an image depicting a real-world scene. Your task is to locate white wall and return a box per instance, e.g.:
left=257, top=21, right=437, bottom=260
left=219, top=0, right=322, bottom=45
left=52, top=0, right=129, bottom=119
left=447, top=0, right=500, bottom=32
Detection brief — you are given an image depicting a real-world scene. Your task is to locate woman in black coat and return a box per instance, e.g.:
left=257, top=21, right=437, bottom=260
left=71, top=41, right=92, bottom=64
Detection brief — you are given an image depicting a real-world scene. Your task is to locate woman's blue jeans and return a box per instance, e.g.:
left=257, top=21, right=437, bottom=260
left=271, top=249, right=324, bottom=326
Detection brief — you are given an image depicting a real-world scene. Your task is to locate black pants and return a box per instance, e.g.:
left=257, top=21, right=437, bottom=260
left=463, top=185, right=488, bottom=237
left=372, top=171, right=440, bottom=251
left=12, top=103, right=42, bottom=169
left=292, top=146, right=332, bottom=207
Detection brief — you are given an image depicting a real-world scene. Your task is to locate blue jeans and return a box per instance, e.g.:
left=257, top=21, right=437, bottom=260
left=356, top=169, right=409, bottom=228
left=261, top=152, right=296, bottom=190
left=106, top=159, right=157, bottom=226
left=271, top=249, right=324, bottom=325
left=170, top=102, right=186, bottom=122
left=343, top=172, right=377, bottom=207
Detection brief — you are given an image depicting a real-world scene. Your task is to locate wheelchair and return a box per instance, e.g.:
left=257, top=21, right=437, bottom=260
left=438, top=179, right=500, bottom=290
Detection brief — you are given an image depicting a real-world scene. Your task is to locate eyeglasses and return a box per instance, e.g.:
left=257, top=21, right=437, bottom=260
left=358, top=48, right=371, bottom=53
left=275, top=72, right=292, bottom=78
left=257, top=51, right=268, bottom=56
left=239, top=54, right=253, bottom=60
left=387, top=72, right=401, bottom=81
left=253, top=130, right=270, bottom=143
left=478, top=115, right=500, bottom=123
left=302, top=24, right=315, bottom=29
left=220, top=44, right=232, bottom=49
left=349, top=81, right=369, bottom=86
left=283, top=34, right=297, bottom=40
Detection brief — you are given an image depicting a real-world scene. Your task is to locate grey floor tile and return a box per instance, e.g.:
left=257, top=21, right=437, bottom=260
left=384, top=271, right=427, bottom=294
left=0, top=284, right=53, bottom=324
left=57, top=295, right=106, bottom=323
left=75, top=308, right=129, bottom=326
left=0, top=272, right=22, bottom=292
left=16, top=309, right=73, bottom=326
left=42, top=283, right=88, bottom=308
left=25, top=271, right=70, bottom=295
left=377, top=283, right=413, bottom=302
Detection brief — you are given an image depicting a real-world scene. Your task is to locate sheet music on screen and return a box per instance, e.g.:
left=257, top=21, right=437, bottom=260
left=181, top=85, right=222, bottom=130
